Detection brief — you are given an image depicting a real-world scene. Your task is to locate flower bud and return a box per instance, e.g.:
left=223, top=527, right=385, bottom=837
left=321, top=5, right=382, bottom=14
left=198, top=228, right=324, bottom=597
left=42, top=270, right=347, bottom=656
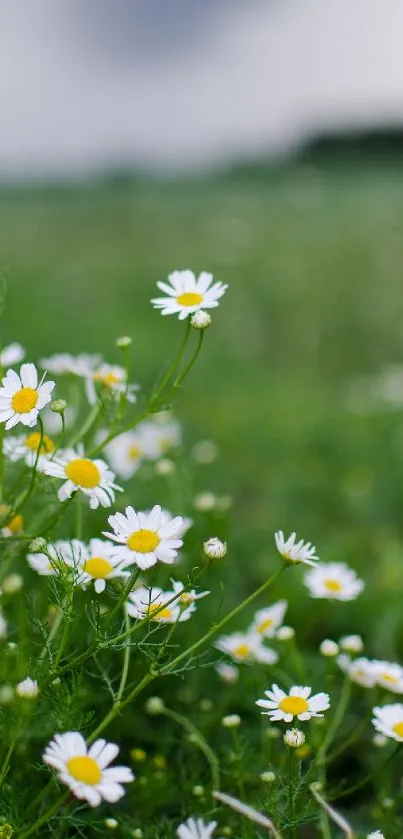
left=192, top=785, right=204, bottom=797
left=104, top=818, right=118, bottom=830
left=193, top=492, right=216, bottom=511
left=276, top=625, right=295, bottom=641
left=50, top=399, right=67, bottom=414
left=284, top=728, right=306, bottom=749
left=155, top=458, right=175, bottom=476
left=2, top=575, right=23, bottom=595
left=203, top=537, right=227, bottom=560
left=340, top=634, right=363, bottom=654
left=131, top=831, right=143, bottom=839
left=16, top=678, right=39, bottom=700
left=28, top=537, right=47, bottom=553
left=116, top=336, right=132, bottom=349
left=260, top=770, right=276, bottom=783
left=190, top=310, right=211, bottom=330
left=319, top=639, right=339, bottom=658
left=221, top=714, right=241, bottom=728
left=0, top=686, right=14, bottom=705
left=144, top=696, right=165, bottom=716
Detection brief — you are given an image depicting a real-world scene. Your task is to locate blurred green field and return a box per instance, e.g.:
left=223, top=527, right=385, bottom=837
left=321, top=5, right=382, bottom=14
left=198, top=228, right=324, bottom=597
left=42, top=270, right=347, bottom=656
left=2, top=160, right=403, bottom=647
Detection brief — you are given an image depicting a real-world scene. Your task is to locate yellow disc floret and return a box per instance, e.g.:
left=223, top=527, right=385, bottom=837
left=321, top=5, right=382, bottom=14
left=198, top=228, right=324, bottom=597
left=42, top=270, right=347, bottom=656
left=84, top=557, right=113, bottom=579
left=11, top=387, right=38, bottom=414
left=67, top=755, right=102, bottom=785
left=279, top=696, right=309, bottom=716
left=129, top=445, right=142, bottom=460
left=324, top=579, right=342, bottom=593
left=24, top=432, right=55, bottom=453
left=176, top=292, right=203, bottom=307
left=127, top=529, right=160, bottom=553
left=257, top=618, right=274, bottom=634
left=234, top=643, right=250, bottom=659
left=393, top=721, right=403, bottom=738
left=65, top=458, right=101, bottom=488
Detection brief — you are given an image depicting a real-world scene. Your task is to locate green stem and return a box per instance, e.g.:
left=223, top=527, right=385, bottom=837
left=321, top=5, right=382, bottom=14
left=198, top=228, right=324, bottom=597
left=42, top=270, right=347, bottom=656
left=69, top=403, right=100, bottom=449
left=18, top=792, right=69, bottom=839
left=317, top=676, right=351, bottom=764
left=0, top=738, right=17, bottom=789
left=5, top=417, right=44, bottom=523
left=116, top=610, right=131, bottom=703
left=38, top=608, right=64, bottom=662
left=162, top=706, right=220, bottom=789
left=150, top=319, right=191, bottom=408
left=75, top=494, right=83, bottom=539
left=328, top=744, right=400, bottom=802
left=87, top=672, right=155, bottom=742
left=106, top=567, right=141, bottom=626
left=159, top=566, right=285, bottom=675
left=170, top=329, right=204, bottom=393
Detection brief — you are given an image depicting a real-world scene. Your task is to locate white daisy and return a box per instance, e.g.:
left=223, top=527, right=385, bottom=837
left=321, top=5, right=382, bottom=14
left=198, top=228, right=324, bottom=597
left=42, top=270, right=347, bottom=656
left=257, top=684, right=330, bottom=723
left=72, top=538, right=134, bottom=594
left=127, top=586, right=182, bottom=623
left=1, top=343, right=25, bottom=368
left=104, top=504, right=184, bottom=571
left=3, top=430, right=55, bottom=465
left=372, top=703, right=403, bottom=742
left=27, top=539, right=82, bottom=578
left=177, top=817, right=217, bottom=839
left=274, top=531, right=318, bottom=566
left=215, top=632, right=278, bottom=665
left=0, top=363, right=55, bottom=430
left=367, top=832, right=385, bottom=838
left=304, top=563, right=364, bottom=601
left=43, top=445, right=121, bottom=509
left=372, top=660, right=403, bottom=694
left=152, top=270, right=228, bottom=320
left=86, top=363, right=139, bottom=406
left=40, top=353, right=101, bottom=376
left=43, top=731, right=134, bottom=807
left=249, top=600, right=288, bottom=638
left=338, top=656, right=377, bottom=688
left=104, top=430, right=145, bottom=479
left=171, top=580, right=210, bottom=613
left=138, top=416, right=182, bottom=459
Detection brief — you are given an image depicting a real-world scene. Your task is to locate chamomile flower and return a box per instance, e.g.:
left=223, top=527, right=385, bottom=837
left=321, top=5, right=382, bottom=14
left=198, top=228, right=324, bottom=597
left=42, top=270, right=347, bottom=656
left=43, top=446, right=121, bottom=509
left=105, top=505, right=184, bottom=570
left=86, top=363, right=139, bottom=406
left=367, top=832, right=385, bottom=838
left=0, top=363, right=55, bottom=430
left=372, top=660, right=403, bottom=694
left=304, top=562, right=364, bottom=601
left=249, top=600, right=288, bottom=638
left=372, top=703, right=403, bottom=742
left=3, top=431, right=55, bottom=465
left=1, top=343, right=25, bottom=368
left=177, top=817, right=217, bottom=839
left=127, top=586, right=182, bottom=623
left=337, top=655, right=377, bottom=688
left=40, top=353, right=101, bottom=376
left=104, top=430, right=146, bottom=479
left=215, top=632, right=278, bottom=665
left=257, top=684, right=330, bottom=723
left=152, top=270, right=227, bottom=320
left=139, top=416, right=182, bottom=459
left=171, top=580, right=210, bottom=611
left=274, top=531, right=318, bottom=566
left=43, top=731, right=134, bottom=807
left=73, top=539, right=134, bottom=594
left=27, top=539, right=82, bottom=579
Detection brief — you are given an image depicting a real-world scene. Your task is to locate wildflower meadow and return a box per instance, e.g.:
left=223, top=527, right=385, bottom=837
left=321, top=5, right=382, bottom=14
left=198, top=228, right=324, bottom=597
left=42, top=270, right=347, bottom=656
left=1, top=165, right=403, bottom=838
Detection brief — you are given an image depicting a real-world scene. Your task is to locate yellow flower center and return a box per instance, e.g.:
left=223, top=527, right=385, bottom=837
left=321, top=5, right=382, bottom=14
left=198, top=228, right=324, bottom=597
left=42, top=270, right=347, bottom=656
left=24, top=432, right=55, bottom=453
left=127, top=529, right=160, bottom=553
left=279, top=696, right=309, bottom=715
left=148, top=604, right=173, bottom=620
left=381, top=673, right=399, bottom=684
left=180, top=593, right=192, bottom=606
left=129, top=445, right=142, bottom=460
left=234, top=643, right=250, bottom=659
left=94, top=371, right=120, bottom=386
left=65, top=458, right=100, bottom=488
left=11, top=387, right=38, bottom=414
left=67, top=755, right=102, bottom=785
left=0, top=506, right=23, bottom=533
left=176, top=292, right=203, bottom=307
left=84, top=557, right=113, bottom=579
left=324, top=579, right=343, bottom=593
left=257, top=618, right=274, bottom=634
left=392, top=721, right=403, bottom=738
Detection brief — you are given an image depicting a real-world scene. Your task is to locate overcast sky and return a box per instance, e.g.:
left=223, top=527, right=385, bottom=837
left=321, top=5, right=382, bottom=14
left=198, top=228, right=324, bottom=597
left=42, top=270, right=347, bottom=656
left=1, top=0, right=403, bottom=177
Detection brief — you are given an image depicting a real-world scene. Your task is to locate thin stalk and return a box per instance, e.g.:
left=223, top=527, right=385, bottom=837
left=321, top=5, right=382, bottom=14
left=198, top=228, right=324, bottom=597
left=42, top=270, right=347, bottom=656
left=150, top=319, right=191, bottom=408
left=317, top=676, right=351, bottom=764
left=162, top=706, right=220, bottom=789
left=75, top=494, right=83, bottom=539
left=68, top=403, right=100, bottom=449
left=3, top=416, right=44, bottom=523
left=169, top=329, right=204, bottom=393
left=0, top=738, right=17, bottom=789
left=18, top=792, right=69, bottom=839
left=116, top=610, right=131, bottom=703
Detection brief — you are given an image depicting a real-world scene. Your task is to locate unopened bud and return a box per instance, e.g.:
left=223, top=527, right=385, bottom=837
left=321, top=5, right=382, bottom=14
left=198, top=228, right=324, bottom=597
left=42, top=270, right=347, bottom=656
left=284, top=728, right=305, bottom=749
left=203, top=537, right=227, bottom=560
left=50, top=399, right=67, bottom=414
left=0, top=686, right=14, bottom=705
left=2, top=575, right=23, bottom=595
left=192, top=785, right=204, bottom=797
left=319, top=639, right=339, bottom=658
left=144, top=696, right=165, bottom=716
left=260, top=770, right=276, bottom=783
left=276, top=625, right=295, bottom=641
left=116, top=336, right=132, bottom=349
left=190, top=310, right=211, bottom=330
left=28, top=537, right=47, bottom=553
left=221, top=714, right=241, bottom=728
left=105, top=818, right=119, bottom=830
